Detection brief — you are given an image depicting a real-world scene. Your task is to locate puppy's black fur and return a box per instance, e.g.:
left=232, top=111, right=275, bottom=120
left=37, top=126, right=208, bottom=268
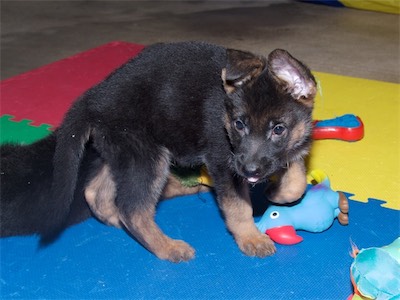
left=0, top=134, right=204, bottom=241
left=1, top=134, right=93, bottom=238
left=1, top=42, right=317, bottom=262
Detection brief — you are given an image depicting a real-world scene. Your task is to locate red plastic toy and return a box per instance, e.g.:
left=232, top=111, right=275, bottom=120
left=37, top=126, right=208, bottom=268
left=312, top=114, right=364, bottom=142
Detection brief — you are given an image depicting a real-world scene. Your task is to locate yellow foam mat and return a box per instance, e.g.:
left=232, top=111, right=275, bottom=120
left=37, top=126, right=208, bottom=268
left=308, top=72, right=399, bottom=210
left=340, top=0, right=400, bottom=14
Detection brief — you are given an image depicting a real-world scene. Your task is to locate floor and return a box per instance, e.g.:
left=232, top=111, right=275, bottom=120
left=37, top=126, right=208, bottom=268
left=1, top=0, right=399, bottom=83
left=1, top=2, right=399, bottom=300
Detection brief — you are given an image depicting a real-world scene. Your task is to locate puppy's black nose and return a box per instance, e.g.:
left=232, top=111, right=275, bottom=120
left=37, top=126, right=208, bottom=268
left=242, top=163, right=261, bottom=179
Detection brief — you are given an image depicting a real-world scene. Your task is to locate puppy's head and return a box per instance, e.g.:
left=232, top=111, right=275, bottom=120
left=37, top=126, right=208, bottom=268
left=222, top=48, right=317, bottom=184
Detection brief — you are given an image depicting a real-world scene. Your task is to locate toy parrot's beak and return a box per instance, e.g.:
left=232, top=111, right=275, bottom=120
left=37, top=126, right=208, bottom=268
left=266, top=225, right=303, bottom=245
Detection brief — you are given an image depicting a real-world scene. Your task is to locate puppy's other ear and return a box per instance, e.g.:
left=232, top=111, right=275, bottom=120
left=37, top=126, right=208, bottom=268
left=268, top=49, right=317, bottom=107
left=222, top=49, right=266, bottom=94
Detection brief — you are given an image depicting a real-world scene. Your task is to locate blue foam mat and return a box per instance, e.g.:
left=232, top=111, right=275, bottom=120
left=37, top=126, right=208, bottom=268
left=1, top=191, right=399, bottom=299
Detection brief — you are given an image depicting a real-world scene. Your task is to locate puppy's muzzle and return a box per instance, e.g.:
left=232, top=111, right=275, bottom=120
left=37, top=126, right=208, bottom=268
left=236, top=155, right=271, bottom=184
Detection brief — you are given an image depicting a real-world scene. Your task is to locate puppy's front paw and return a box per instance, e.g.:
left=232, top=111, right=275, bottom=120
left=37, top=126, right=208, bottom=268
left=157, top=239, right=195, bottom=263
left=237, top=233, right=276, bottom=257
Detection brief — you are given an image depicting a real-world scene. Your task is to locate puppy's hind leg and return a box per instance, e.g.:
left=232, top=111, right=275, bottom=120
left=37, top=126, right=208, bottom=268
left=85, top=163, right=121, bottom=228
left=85, top=165, right=208, bottom=229
left=162, top=174, right=210, bottom=199
left=113, top=147, right=195, bottom=263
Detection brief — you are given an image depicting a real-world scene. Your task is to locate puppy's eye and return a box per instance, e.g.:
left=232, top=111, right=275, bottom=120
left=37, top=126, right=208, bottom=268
left=273, top=125, right=286, bottom=136
left=234, top=120, right=245, bottom=131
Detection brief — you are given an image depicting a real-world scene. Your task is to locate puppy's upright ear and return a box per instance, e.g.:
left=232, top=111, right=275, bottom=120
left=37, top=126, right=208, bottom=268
left=268, top=49, right=317, bottom=107
left=222, top=49, right=266, bottom=94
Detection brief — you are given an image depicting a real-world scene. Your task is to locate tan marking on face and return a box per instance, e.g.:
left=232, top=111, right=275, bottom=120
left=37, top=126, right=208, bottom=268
left=288, top=122, right=307, bottom=149
left=85, top=164, right=120, bottom=228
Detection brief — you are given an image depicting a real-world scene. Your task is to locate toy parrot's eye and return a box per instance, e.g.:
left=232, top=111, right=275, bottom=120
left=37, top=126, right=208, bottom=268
left=270, top=211, right=280, bottom=219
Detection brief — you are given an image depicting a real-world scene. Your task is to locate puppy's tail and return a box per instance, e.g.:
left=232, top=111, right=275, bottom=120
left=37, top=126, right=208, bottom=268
left=45, top=106, right=92, bottom=242
left=1, top=133, right=93, bottom=239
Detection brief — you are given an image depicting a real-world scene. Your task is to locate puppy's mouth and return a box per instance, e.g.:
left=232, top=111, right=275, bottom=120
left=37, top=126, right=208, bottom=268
left=246, top=176, right=261, bottom=184
left=240, top=167, right=277, bottom=185
left=244, top=172, right=271, bottom=184
left=233, top=157, right=274, bottom=184
left=234, top=163, right=269, bottom=184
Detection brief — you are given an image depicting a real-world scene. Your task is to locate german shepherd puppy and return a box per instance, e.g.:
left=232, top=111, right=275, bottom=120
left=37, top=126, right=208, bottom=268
left=0, top=42, right=317, bottom=262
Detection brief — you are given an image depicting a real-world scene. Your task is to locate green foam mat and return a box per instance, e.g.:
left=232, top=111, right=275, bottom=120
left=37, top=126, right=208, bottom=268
left=0, top=114, right=51, bottom=145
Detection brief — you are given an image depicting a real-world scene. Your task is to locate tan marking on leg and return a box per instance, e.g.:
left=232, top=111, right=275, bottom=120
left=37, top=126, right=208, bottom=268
left=149, top=148, right=172, bottom=198
left=120, top=208, right=195, bottom=263
left=219, top=182, right=276, bottom=257
left=85, top=164, right=121, bottom=228
left=120, top=148, right=195, bottom=263
left=269, top=160, right=307, bottom=204
left=161, top=174, right=210, bottom=199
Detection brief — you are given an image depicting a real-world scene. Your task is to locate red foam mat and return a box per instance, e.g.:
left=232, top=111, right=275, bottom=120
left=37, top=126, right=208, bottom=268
left=1, top=41, right=144, bottom=128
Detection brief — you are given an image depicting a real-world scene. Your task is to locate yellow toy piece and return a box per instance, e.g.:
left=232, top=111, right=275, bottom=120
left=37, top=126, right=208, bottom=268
left=307, top=169, right=328, bottom=184
left=199, top=166, right=213, bottom=187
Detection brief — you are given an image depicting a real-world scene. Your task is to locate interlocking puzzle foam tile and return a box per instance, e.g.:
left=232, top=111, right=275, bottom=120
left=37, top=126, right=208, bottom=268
left=0, top=191, right=398, bottom=299
left=0, top=114, right=51, bottom=145
left=339, top=0, right=399, bottom=14
left=308, top=0, right=400, bottom=14
left=308, top=72, right=400, bottom=210
left=0, top=41, right=144, bottom=128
